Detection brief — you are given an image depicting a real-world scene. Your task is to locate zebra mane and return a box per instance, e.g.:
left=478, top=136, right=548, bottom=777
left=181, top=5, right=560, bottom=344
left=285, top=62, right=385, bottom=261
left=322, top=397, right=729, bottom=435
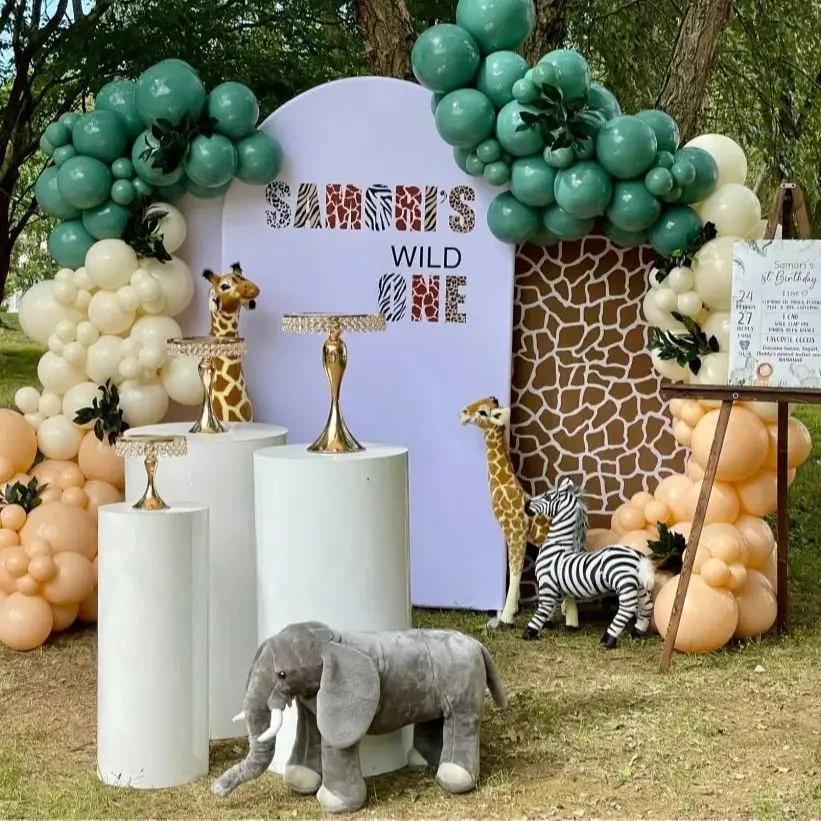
left=557, top=481, right=589, bottom=551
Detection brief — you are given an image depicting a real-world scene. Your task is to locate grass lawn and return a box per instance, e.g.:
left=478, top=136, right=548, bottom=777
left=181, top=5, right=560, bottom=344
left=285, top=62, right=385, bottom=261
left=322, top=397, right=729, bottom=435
left=1, top=319, right=821, bottom=818
left=0, top=313, right=43, bottom=408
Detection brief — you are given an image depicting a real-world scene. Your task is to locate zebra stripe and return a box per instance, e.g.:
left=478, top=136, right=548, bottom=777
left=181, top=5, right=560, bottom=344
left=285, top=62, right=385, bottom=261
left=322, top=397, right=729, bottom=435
left=294, top=183, right=322, bottom=229
left=377, top=273, right=407, bottom=322
left=365, top=184, right=393, bottom=231
left=423, top=186, right=437, bottom=232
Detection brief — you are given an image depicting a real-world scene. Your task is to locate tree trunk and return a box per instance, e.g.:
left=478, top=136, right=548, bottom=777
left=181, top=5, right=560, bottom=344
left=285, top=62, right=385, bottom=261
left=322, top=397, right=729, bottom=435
left=521, top=0, right=569, bottom=66
left=354, top=0, right=415, bottom=80
left=655, top=0, right=733, bottom=142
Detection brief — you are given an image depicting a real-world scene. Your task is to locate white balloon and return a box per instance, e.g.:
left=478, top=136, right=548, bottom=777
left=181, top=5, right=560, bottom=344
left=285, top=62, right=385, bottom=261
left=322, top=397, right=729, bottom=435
left=62, top=381, right=103, bottom=426
left=696, top=235, right=741, bottom=261
left=119, top=356, right=143, bottom=380
left=73, top=289, right=92, bottom=312
left=76, top=320, right=100, bottom=346
left=698, top=184, right=762, bottom=239
left=134, top=275, right=162, bottom=304
left=24, top=412, right=44, bottom=431
left=55, top=319, right=77, bottom=343
left=47, top=334, right=64, bottom=355
left=140, top=256, right=195, bottom=317
left=160, top=356, right=204, bottom=405
left=88, top=290, right=136, bottom=335
left=37, top=351, right=86, bottom=394
left=693, top=251, right=732, bottom=311
left=73, top=266, right=94, bottom=291
left=677, top=291, right=702, bottom=317
left=693, top=352, right=729, bottom=385
left=703, top=310, right=731, bottom=351
left=740, top=401, right=779, bottom=422
left=85, top=239, right=139, bottom=290
left=685, top=134, right=748, bottom=188
left=14, top=386, right=41, bottom=415
left=86, top=335, right=125, bottom=384
left=139, top=295, right=167, bottom=315
left=146, top=203, right=188, bottom=254
left=131, top=268, right=152, bottom=286
left=17, top=280, right=83, bottom=345
left=650, top=349, right=690, bottom=383
left=53, top=279, right=77, bottom=305
left=642, top=290, right=686, bottom=332
left=37, top=414, right=84, bottom=460
left=120, top=340, right=141, bottom=362
left=130, top=315, right=182, bottom=348
left=63, top=340, right=87, bottom=365
left=751, top=219, right=768, bottom=240
left=55, top=268, right=74, bottom=282
left=38, top=391, right=63, bottom=418
left=118, top=378, right=170, bottom=426
left=653, top=287, right=678, bottom=312
left=667, top=266, right=694, bottom=295
left=139, top=343, right=167, bottom=370
left=117, top=285, right=140, bottom=313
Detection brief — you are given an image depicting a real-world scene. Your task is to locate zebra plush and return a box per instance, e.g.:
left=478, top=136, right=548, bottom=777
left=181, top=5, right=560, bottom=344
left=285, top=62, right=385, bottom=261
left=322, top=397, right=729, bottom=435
left=523, top=477, right=654, bottom=649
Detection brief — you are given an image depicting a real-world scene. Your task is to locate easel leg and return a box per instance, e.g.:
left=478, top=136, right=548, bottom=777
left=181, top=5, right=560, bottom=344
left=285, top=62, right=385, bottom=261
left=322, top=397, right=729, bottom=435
left=660, top=399, right=733, bottom=673
left=776, top=402, right=789, bottom=632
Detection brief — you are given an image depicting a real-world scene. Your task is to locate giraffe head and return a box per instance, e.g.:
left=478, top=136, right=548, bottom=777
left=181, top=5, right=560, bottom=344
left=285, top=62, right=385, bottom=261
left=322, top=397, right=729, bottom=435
left=203, top=262, right=260, bottom=319
left=459, top=395, right=510, bottom=430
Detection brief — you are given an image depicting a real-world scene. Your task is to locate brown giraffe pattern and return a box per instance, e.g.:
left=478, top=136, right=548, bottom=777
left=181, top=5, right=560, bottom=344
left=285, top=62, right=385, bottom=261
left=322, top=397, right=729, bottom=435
left=448, top=186, right=476, bottom=234
left=325, top=184, right=362, bottom=230
left=411, top=274, right=440, bottom=322
left=394, top=185, right=423, bottom=231
left=445, top=275, right=467, bottom=324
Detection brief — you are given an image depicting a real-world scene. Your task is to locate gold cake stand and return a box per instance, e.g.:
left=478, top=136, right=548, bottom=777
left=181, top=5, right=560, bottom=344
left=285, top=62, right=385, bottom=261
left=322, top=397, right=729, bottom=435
left=166, top=336, right=248, bottom=435
left=282, top=313, right=386, bottom=454
left=115, top=434, right=188, bottom=511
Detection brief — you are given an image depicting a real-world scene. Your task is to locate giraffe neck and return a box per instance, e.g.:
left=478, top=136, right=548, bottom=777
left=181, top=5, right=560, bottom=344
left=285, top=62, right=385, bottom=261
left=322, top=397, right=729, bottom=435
left=482, top=426, right=519, bottom=491
left=210, top=309, right=240, bottom=338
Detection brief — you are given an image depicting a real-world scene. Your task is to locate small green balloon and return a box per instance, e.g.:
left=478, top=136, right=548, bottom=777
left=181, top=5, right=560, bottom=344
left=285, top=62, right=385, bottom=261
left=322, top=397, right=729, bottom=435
left=648, top=205, right=703, bottom=256
left=674, top=146, right=719, bottom=204
left=531, top=61, right=557, bottom=88
left=538, top=49, right=591, bottom=101
left=135, top=59, right=207, bottom=128
left=35, top=166, right=81, bottom=219
left=47, top=219, right=95, bottom=268
left=133, top=178, right=153, bottom=197
left=185, top=176, right=231, bottom=199
left=39, top=134, right=54, bottom=157
left=431, top=93, right=445, bottom=115
left=184, top=133, right=237, bottom=189
left=663, top=186, right=682, bottom=203
left=95, top=79, right=143, bottom=141
left=653, top=151, right=675, bottom=169
left=595, top=115, right=657, bottom=180
left=53, top=145, right=77, bottom=167
left=484, top=160, right=510, bottom=186
left=111, top=179, right=137, bottom=206
left=496, top=100, right=544, bottom=157
left=510, top=156, right=557, bottom=207
left=635, top=109, right=681, bottom=155
left=671, top=158, right=696, bottom=187
left=453, top=147, right=471, bottom=173
left=412, top=24, right=481, bottom=94
left=154, top=178, right=188, bottom=203
left=604, top=220, right=647, bottom=248
left=586, top=82, right=622, bottom=120
left=455, top=0, right=535, bottom=54
left=132, top=130, right=184, bottom=186
left=543, top=146, right=575, bottom=169
left=465, top=154, right=485, bottom=176
left=512, top=78, right=538, bottom=104
left=605, top=180, right=662, bottom=232
left=235, top=130, right=283, bottom=185
left=487, top=191, right=540, bottom=243
left=645, top=167, right=674, bottom=197
left=554, top=160, right=613, bottom=219
left=207, top=82, right=260, bottom=140
left=476, top=50, right=528, bottom=109
left=435, top=89, right=495, bottom=149
left=476, top=138, right=501, bottom=163
left=45, top=121, right=71, bottom=148
left=529, top=225, right=559, bottom=246
left=56, top=155, right=112, bottom=210
left=543, top=203, right=595, bottom=240
left=59, top=112, right=80, bottom=132
left=72, top=110, right=128, bottom=164
left=112, top=158, right=134, bottom=180
left=82, top=200, right=131, bottom=239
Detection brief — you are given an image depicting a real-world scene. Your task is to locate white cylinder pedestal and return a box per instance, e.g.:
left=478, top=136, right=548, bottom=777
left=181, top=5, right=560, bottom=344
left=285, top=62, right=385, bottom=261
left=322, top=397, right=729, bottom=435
left=97, top=503, right=209, bottom=789
left=124, top=421, right=288, bottom=740
left=254, top=444, right=412, bottom=777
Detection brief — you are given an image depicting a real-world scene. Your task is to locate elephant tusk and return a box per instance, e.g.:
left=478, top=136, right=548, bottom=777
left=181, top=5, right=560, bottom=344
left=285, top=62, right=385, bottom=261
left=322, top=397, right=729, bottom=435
left=232, top=711, right=246, bottom=723
left=257, top=708, right=283, bottom=743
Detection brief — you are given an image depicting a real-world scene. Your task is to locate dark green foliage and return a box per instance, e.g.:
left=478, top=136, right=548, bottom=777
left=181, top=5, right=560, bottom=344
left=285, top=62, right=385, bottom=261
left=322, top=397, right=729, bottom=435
left=650, top=312, right=720, bottom=376
left=123, top=199, right=171, bottom=263
left=73, top=379, right=130, bottom=446
left=0, top=477, right=47, bottom=514
left=517, top=84, right=605, bottom=153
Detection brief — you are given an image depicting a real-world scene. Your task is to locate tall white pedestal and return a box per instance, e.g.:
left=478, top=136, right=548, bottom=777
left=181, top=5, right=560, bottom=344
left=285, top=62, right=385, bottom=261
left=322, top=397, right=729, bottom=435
left=254, top=443, right=412, bottom=777
left=97, top=503, right=209, bottom=789
left=123, top=421, right=288, bottom=740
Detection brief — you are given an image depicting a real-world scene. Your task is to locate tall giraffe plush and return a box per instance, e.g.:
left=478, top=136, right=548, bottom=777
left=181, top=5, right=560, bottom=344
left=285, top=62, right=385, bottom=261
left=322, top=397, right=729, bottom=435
left=460, top=396, right=578, bottom=629
left=203, top=262, right=260, bottom=423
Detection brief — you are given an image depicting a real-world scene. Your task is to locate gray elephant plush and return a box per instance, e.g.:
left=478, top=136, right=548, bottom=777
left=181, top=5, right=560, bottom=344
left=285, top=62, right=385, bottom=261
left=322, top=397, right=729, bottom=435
left=212, top=621, right=507, bottom=813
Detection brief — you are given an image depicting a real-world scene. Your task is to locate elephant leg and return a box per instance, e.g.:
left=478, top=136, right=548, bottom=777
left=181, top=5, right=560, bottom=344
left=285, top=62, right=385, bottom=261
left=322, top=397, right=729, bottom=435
left=436, top=709, right=480, bottom=795
left=316, top=742, right=367, bottom=814
left=410, top=717, right=444, bottom=770
left=284, top=701, right=322, bottom=795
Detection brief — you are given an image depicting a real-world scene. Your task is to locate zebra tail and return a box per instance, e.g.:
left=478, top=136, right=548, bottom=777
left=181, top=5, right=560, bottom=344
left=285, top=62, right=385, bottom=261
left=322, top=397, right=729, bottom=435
left=480, top=644, right=508, bottom=708
left=637, top=556, right=655, bottom=593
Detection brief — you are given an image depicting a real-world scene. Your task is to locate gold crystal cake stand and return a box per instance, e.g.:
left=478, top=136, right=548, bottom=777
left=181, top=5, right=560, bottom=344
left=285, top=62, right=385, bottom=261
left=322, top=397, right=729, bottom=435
left=166, top=336, right=248, bottom=435
left=115, top=434, right=188, bottom=510
left=282, top=313, right=386, bottom=454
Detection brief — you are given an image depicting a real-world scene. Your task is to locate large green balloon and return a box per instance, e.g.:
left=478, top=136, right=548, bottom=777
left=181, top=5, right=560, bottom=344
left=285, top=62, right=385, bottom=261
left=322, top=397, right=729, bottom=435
left=476, top=50, right=528, bottom=109
left=586, top=82, right=622, bottom=120
left=82, top=200, right=131, bottom=240
left=595, top=115, right=657, bottom=180
left=411, top=24, right=481, bottom=94
left=529, top=225, right=559, bottom=246
left=604, top=220, right=647, bottom=248
left=52, top=145, right=77, bottom=167
left=235, top=130, right=283, bottom=185
left=495, top=100, right=544, bottom=156
left=674, top=146, right=719, bottom=204
left=636, top=109, right=680, bottom=155
left=543, top=204, right=595, bottom=240
left=47, top=220, right=95, bottom=268
left=207, top=82, right=260, bottom=140
left=135, top=59, right=207, bottom=128
left=132, top=130, right=184, bottom=186
left=44, top=121, right=71, bottom=148
left=95, top=79, right=144, bottom=141
left=455, top=0, right=535, bottom=54
left=111, top=179, right=137, bottom=206
left=554, top=161, right=613, bottom=219
left=184, top=134, right=237, bottom=189
left=605, top=180, right=662, bottom=232
left=35, top=167, right=81, bottom=219
left=431, top=93, right=445, bottom=115
left=56, top=155, right=112, bottom=210
left=538, top=49, right=590, bottom=101
left=185, top=177, right=232, bottom=199
left=435, top=89, right=495, bottom=149
left=39, top=135, right=54, bottom=157
left=71, top=111, right=128, bottom=164
left=648, top=205, right=703, bottom=256
left=487, top=191, right=539, bottom=243
left=510, top=156, right=557, bottom=207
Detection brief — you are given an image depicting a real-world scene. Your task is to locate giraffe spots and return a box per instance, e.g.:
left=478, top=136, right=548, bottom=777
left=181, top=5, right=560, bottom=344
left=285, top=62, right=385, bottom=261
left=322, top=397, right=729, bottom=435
left=325, top=184, right=363, bottom=230
left=411, top=275, right=439, bottom=322
left=394, top=185, right=423, bottom=231
left=444, top=275, right=467, bottom=324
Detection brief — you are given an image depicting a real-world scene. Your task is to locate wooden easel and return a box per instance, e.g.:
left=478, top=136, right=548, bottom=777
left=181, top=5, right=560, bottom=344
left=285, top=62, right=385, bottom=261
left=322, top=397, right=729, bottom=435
left=659, top=181, right=817, bottom=672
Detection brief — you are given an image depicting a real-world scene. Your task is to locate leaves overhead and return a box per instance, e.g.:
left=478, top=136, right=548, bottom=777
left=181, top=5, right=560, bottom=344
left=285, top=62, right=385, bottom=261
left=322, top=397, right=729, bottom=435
left=73, top=380, right=130, bottom=445
left=649, top=313, right=720, bottom=375
left=0, top=478, right=47, bottom=514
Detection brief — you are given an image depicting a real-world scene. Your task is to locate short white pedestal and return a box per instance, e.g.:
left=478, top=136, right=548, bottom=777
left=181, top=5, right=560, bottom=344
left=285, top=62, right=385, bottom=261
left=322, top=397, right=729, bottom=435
left=254, top=443, right=412, bottom=777
left=123, top=421, right=288, bottom=740
left=97, top=503, right=209, bottom=789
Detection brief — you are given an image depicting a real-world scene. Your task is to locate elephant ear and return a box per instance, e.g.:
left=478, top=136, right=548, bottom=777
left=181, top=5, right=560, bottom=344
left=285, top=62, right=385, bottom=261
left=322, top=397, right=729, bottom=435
left=317, top=642, right=380, bottom=748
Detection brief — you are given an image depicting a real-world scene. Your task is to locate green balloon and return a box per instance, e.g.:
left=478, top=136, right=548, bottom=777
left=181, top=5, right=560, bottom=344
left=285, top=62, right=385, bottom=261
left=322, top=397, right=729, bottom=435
left=59, top=112, right=80, bottom=132
left=435, top=89, right=495, bottom=149
left=543, top=146, right=575, bottom=169
left=53, top=145, right=77, bottom=167
left=495, top=100, right=544, bottom=156
left=184, top=134, right=237, bottom=189
left=674, top=146, right=719, bottom=204
left=39, top=135, right=54, bottom=156
left=671, top=159, right=696, bottom=187
left=235, top=130, right=283, bottom=185
left=653, top=151, right=675, bottom=169
left=455, top=0, right=535, bottom=53
left=484, top=160, right=510, bottom=185
left=636, top=109, right=680, bottom=155
left=529, top=225, right=559, bottom=246
left=605, top=180, right=662, bottom=232
left=453, top=147, right=471, bottom=173
left=538, top=49, right=590, bottom=101
left=185, top=177, right=231, bottom=199
left=648, top=205, right=703, bottom=256
left=512, top=78, right=538, bottom=104
left=595, top=115, right=657, bottom=180
left=154, top=179, right=188, bottom=203
left=645, top=166, right=674, bottom=197
left=574, top=139, right=595, bottom=160
left=554, top=161, right=613, bottom=219
left=56, top=155, right=112, bottom=210
left=604, top=220, right=647, bottom=248
left=543, top=204, right=595, bottom=240
left=135, top=59, right=207, bottom=128
left=111, top=179, right=137, bottom=206
left=431, top=93, right=445, bottom=115
left=47, top=219, right=95, bottom=268
left=476, top=50, right=528, bottom=109
left=476, top=138, right=501, bottom=163
left=35, top=167, right=81, bottom=219
left=487, top=191, right=539, bottom=243
left=510, top=156, right=557, bottom=207
left=133, top=178, right=153, bottom=197
left=663, top=186, right=682, bottom=203
left=412, top=24, right=481, bottom=94
left=207, top=82, right=260, bottom=140
left=95, top=79, right=144, bottom=141
left=45, top=121, right=71, bottom=148
left=465, top=154, right=485, bottom=176
left=72, top=110, right=128, bottom=164
left=132, top=130, right=184, bottom=186
left=112, top=158, right=134, bottom=180
left=82, top=200, right=131, bottom=239
left=586, top=82, right=622, bottom=120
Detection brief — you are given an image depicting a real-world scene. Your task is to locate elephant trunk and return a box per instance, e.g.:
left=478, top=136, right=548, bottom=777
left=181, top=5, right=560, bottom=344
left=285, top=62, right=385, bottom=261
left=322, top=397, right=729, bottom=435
left=212, top=706, right=279, bottom=797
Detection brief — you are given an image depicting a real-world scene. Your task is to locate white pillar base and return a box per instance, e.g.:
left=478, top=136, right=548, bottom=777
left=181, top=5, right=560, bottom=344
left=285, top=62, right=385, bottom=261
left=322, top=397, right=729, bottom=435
left=123, top=421, right=288, bottom=740
left=254, top=443, right=412, bottom=776
left=97, top=502, right=209, bottom=789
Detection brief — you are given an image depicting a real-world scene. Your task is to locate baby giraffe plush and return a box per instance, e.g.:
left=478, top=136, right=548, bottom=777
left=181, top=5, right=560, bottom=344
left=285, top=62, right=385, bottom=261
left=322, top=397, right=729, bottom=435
left=213, top=621, right=508, bottom=813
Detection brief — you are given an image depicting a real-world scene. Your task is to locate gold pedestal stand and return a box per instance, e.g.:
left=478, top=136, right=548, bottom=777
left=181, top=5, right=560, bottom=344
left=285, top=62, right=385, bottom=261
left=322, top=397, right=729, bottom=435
left=166, top=336, right=248, bottom=435
left=115, top=434, right=188, bottom=511
left=282, top=313, right=386, bottom=454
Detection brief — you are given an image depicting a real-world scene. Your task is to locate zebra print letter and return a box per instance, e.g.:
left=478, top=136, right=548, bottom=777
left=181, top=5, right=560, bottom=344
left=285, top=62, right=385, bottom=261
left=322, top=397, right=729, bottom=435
left=424, top=186, right=438, bottom=232
left=377, top=274, right=407, bottom=322
left=364, top=185, right=393, bottom=231
left=293, top=183, right=322, bottom=229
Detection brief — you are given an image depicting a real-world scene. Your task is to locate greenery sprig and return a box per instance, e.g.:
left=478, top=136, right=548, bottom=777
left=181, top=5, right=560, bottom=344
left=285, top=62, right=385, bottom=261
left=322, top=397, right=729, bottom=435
left=647, top=523, right=686, bottom=573
left=0, top=477, right=47, bottom=513
left=649, top=312, right=719, bottom=375
left=652, top=221, right=718, bottom=284
left=123, top=198, right=172, bottom=263
left=515, top=84, right=605, bottom=153
left=139, top=110, right=220, bottom=174
left=73, top=379, right=130, bottom=445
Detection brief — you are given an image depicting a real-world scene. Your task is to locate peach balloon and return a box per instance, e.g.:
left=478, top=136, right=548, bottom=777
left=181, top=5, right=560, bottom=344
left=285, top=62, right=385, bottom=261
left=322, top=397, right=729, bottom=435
left=77, top=587, right=97, bottom=622
left=27, top=555, right=57, bottom=583
left=41, top=552, right=95, bottom=605
left=653, top=574, right=738, bottom=653
left=644, top=500, right=672, bottom=525
left=691, top=407, right=768, bottom=482
left=734, top=515, right=774, bottom=569
left=685, top=479, right=740, bottom=524
left=39, top=488, right=62, bottom=505
left=0, top=456, right=13, bottom=483
left=77, top=432, right=125, bottom=491
left=0, top=504, right=26, bottom=531
left=16, top=574, right=39, bottom=595
left=24, top=538, right=51, bottom=557
left=61, top=487, right=89, bottom=509
left=0, top=528, right=20, bottom=548
left=734, top=570, right=777, bottom=638
left=50, top=601, right=79, bottom=632
left=700, top=524, right=745, bottom=565
left=631, top=491, right=654, bottom=509
left=763, top=417, right=812, bottom=470
left=673, top=419, right=693, bottom=447
left=727, top=563, right=747, bottom=592
left=679, top=400, right=706, bottom=428
left=687, top=460, right=704, bottom=481
left=739, top=400, right=778, bottom=422
left=7, top=473, right=32, bottom=487
left=611, top=503, right=646, bottom=535
left=0, top=548, right=17, bottom=593
left=3, top=547, right=28, bottom=577
left=0, top=409, right=37, bottom=474
left=735, top=469, right=778, bottom=517
left=669, top=398, right=685, bottom=418
left=616, top=529, right=653, bottom=554
left=670, top=520, right=693, bottom=540
left=82, top=480, right=123, bottom=520
left=655, top=475, right=693, bottom=523
left=20, top=502, right=96, bottom=560
left=760, top=549, right=777, bottom=590
left=56, top=464, right=85, bottom=489
left=700, top=557, right=731, bottom=588
left=30, top=459, right=83, bottom=486
left=0, top=592, right=54, bottom=650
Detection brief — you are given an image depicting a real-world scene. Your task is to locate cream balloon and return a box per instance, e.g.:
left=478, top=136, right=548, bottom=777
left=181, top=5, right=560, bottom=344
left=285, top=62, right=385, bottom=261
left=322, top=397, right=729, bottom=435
left=677, top=291, right=702, bottom=317
left=159, top=356, right=204, bottom=405
left=37, top=414, right=84, bottom=460
left=130, top=315, right=182, bottom=348
left=116, top=285, right=140, bottom=313
left=73, top=289, right=92, bottom=312
left=38, top=391, right=62, bottom=418
left=740, top=401, right=779, bottom=422
left=139, top=343, right=166, bottom=371
left=698, top=184, right=762, bottom=239
left=692, top=352, right=729, bottom=385
left=146, top=203, right=187, bottom=254
left=642, top=290, right=686, bottom=332
left=139, top=256, right=195, bottom=317
left=47, top=335, right=64, bottom=355
left=17, top=280, right=83, bottom=345
left=14, top=387, right=40, bottom=415
left=117, top=378, right=170, bottom=427
left=750, top=219, right=767, bottom=240
left=87, top=290, right=136, bottom=335
left=120, top=337, right=142, bottom=359
left=139, top=295, right=167, bottom=315
left=55, top=319, right=77, bottom=343
left=62, top=382, right=103, bottom=426
left=667, top=267, right=694, bottom=294
left=653, top=287, right=678, bottom=312
left=84, top=239, right=139, bottom=289
left=24, top=412, right=44, bottom=431
left=73, top=266, right=94, bottom=291
left=119, top=357, right=143, bottom=380
left=55, top=267, right=74, bottom=282
left=75, top=320, right=100, bottom=346
left=62, top=341, right=86, bottom=365
left=36, top=351, right=86, bottom=395
left=650, top=349, right=690, bottom=383
left=702, top=311, right=731, bottom=352
left=685, top=134, right=748, bottom=188
left=693, top=254, right=732, bottom=311
left=53, top=279, right=77, bottom=306
left=85, top=335, right=125, bottom=384
left=134, top=275, right=161, bottom=304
